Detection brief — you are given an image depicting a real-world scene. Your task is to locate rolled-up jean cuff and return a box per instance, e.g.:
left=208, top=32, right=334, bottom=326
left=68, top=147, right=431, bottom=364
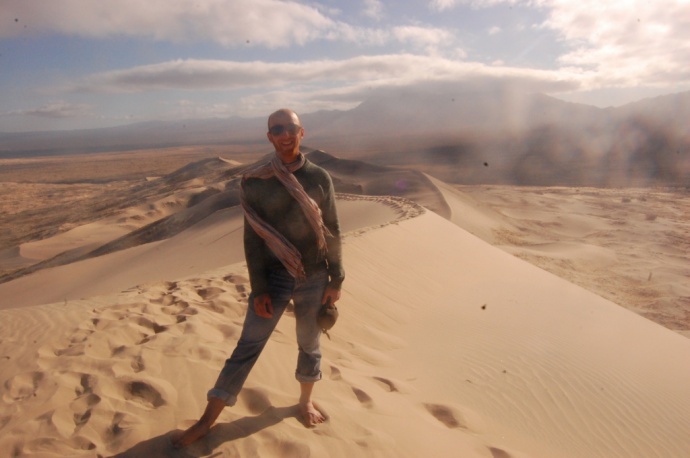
left=207, top=388, right=237, bottom=407
left=295, top=371, right=322, bottom=384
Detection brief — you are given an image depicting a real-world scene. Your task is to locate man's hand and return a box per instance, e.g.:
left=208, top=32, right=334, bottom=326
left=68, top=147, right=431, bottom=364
left=322, top=285, right=341, bottom=306
left=253, top=293, right=273, bottom=318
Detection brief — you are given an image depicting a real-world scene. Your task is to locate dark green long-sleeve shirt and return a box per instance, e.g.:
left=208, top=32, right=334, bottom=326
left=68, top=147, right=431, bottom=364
left=242, top=159, right=345, bottom=295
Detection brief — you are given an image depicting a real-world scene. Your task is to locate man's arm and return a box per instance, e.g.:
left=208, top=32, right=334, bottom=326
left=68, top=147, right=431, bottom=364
left=320, top=172, right=345, bottom=299
left=244, top=207, right=275, bottom=318
left=243, top=178, right=271, bottom=297
left=243, top=217, right=271, bottom=297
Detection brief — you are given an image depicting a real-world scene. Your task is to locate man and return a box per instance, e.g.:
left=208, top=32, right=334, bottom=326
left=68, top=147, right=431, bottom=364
left=173, top=109, right=344, bottom=448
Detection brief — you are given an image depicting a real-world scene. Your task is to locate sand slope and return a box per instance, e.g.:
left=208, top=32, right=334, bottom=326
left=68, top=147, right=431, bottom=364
left=454, top=185, right=690, bottom=337
left=1, top=152, right=689, bottom=457
left=1, top=196, right=689, bottom=457
left=0, top=196, right=414, bottom=310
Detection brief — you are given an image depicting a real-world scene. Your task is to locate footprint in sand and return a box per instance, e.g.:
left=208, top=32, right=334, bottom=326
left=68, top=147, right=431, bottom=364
left=106, top=412, right=129, bottom=450
left=489, top=447, right=514, bottom=458
left=3, top=371, right=44, bottom=402
left=133, top=316, right=169, bottom=336
left=163, top=281, right=179, bottom=292
left=200, top=301, right=226, bottom=314
left=216, top=323, right=238, bottom=340
left=196, top=286, right=225, bottom=301
left=18, top=371, right=102, bottom=440
left=69, top=327, right=95, bottom=346
left=75, top=373, right=96, bottom=397
left=224, top=274, right=250, bottom=299
left=329, top=365, right=342, bottom=380
left=54, top=343, right=86, bottom=357
left=71, top=392, right=101, bottom=428
left=423, top=403, right=467, bottom=429
left=67, top=436, right=97, bottom=452
left=371, top=376, right=399, bottom=393
left=351, top=387, right=374, bottom=408
left=151, top=294, right=176, bottom=306
left=159, top=299, right=198, bottom=319
left=122, top=380, right=166, bottom=409
left=130, top=354, right=145, bottom=373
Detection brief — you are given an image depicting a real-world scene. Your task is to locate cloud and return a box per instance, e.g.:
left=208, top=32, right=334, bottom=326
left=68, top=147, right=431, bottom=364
left=2, top=0, right=335, bottom=48
left=2, top=0, right=459, bottom=52
left=69, top=54, right=579, bottom=100
left=392, top=26, right=454, bottom=52
left=362, top=0, right=384, bottom=20
left=393, top=26, right=454, bottom=45
left=430, top=0, right=520, bottom=11
left=430, top=0, right=458, bottom=11
left=540, top=0, right=690, bottom=88
left=427, top=0, right=689, bottom=91
left=7, top=101, right=90, bottom=118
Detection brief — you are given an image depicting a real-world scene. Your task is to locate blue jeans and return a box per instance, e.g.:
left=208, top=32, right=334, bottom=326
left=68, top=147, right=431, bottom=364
left=208, top=268, right=328, bottom=406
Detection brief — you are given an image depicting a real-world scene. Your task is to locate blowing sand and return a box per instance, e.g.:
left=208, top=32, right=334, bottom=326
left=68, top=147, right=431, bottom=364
left=0, top=151, right=689, bottom=457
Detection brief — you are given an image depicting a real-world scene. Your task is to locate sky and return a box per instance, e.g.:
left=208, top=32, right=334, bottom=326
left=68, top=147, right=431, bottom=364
left=1, top=0, right=689, bottom=132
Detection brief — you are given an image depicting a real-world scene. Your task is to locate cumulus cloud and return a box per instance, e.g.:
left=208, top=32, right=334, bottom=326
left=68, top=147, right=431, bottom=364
left=540, top=0, right=690, bottom=88
left=428, top=0, right=689, bottom=91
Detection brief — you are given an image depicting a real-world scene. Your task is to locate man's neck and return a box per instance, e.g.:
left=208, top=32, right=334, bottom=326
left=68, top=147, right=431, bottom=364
left=276, top=150, right=301, bottom=164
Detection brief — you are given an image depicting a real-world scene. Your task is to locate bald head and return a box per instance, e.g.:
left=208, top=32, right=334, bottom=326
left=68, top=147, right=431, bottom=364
left=266, top=108, right=304, bottom=163
left=267, top=108, right=301, bottom=129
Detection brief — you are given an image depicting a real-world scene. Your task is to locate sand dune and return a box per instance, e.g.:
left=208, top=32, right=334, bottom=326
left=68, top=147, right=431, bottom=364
left=0, top=196, right=414, bottom=310
left=1, top=152, right=689, bottom=457
left=1, top=202, right=689, bottom=457
left=455, top=185, right=690, bottom=337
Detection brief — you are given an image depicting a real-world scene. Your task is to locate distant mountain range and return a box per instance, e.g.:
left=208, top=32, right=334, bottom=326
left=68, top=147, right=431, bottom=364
left=2, top=89, right=688, bottom=186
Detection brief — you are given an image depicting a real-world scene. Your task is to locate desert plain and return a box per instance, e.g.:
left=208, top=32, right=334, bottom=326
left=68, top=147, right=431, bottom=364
left=0, top=147, right=689, bottom=457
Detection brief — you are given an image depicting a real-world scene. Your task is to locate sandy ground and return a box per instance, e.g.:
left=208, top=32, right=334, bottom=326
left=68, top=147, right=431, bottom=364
left=454, top=185, right=690, bottom=338
left=0, top=150, right=689, bottom=457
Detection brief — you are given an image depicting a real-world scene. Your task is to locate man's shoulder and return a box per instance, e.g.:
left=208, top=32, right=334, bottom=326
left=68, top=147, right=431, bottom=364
left=301, top=158, right=332, bottom=180
left=242, top=174, right=278, bottom=195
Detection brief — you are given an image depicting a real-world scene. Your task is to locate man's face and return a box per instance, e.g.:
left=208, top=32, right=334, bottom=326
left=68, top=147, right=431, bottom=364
left=267, top=112, right=304, bottom=160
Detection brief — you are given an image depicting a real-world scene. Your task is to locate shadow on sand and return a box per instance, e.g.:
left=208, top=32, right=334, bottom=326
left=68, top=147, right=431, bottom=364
left=112, top=405, right=299, bottom=458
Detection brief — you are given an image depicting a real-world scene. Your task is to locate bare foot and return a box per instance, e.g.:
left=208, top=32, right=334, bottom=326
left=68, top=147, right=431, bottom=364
left=170, top=421, right=212, bottom=449
left=299, top=400, right=326, bottom=427
left=171, top=397, right=225, bottom=448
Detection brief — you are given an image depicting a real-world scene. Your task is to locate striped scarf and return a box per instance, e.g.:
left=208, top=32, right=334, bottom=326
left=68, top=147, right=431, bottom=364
left=240, top=153, right=331, bottom=280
